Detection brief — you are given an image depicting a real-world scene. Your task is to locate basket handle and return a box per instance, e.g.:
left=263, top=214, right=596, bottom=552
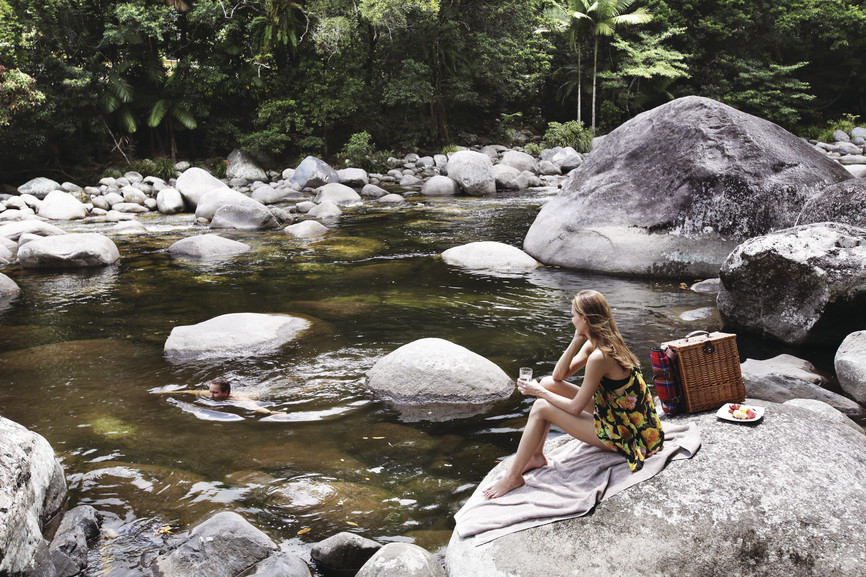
left=683, top=330, right=710, bottom=340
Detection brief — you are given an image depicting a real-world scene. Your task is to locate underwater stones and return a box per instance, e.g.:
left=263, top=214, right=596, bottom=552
left=366, top=337, right=513, bottom=421
left=441, top=241, right=538, bottom=273
left=167, top=234, right=251, bottom=259
left=164, top=312, right=312, bottom=360
left=18, top=233, right=120, bottom=268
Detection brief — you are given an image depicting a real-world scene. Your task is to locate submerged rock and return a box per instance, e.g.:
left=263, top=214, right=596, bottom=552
left=167, top=234, right=251, bottom=259
left=441, top=241, right=538, bottom=273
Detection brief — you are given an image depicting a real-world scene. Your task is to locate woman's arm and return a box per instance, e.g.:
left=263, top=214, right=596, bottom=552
left=551, top=334, right=592, bottom=381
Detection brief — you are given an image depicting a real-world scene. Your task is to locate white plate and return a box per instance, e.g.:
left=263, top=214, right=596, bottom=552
left=716, top=403, right=764, bottom=423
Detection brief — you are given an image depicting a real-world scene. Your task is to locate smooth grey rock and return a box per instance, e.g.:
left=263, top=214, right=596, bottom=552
left=361, top=183, right=389, bottom=198
left=102, top=191, right=124, bottom=207
left=717, top=223, right=866, bottom=347
left=18, top=233, right=120, bottom=268
left=113, top=220, right=148, bottom=234
left=421, top=175, right=460, bottom=197
left=246, top=552, right=311, bottom=577
left=290, top=156, right=339, bottom=189
left=0, top=416, right=67, bottom=577
left=167, top=234, right=251, bottom=259
left=175, top=167, right=227, bottom=209
left=311, top=532, right=382, bottom=575
left=90, top=195, right=111, bottom=211
left=366, top=337, right=513, bottom=421
left=123, top=170, right=143, bottom=183
left=797, top=178, right=866, bottom=227
left=538, top=160, right=562, bottom=176
left=105, top=210, right=136, bottom=222
left=226, top=148, right=267, bottom=181
left=378, top=193, right=405, bottom=204
left=46, top=505, right=101, bottom=577
left=284, top=220, right=330, bottom=238
left=783, top=399, right=864, bottom=434
left=690, top=278, right=721, bottom=293
left=842, top=164, right=866, bottom=178
left=0, top=274, right=17, bottom=297
left=121, top=185, right=148, bottom=205
left=524, top=96, right=853, bottom=277
left=281, top=167, right=296, bottom=181
left=357, top=543, right=445, bottom=577
left=150, top=511, right=278, bottom=577
left=164, top=312, right=312, bottom=360
left=314, top=183, right=361, bottom=205
left=17, top=177, right=61, bottom=199
left=399, top=174, right=423, bottom=187
left=250, top=184, right=288, bottom=205
left=550, top=146, right=583, bottom=171
left=337, top=167, right=369, bottom=187
left=60, top=182, right=82, bottom=193
left=36, top=191, right=87, bottom=220
left=210, top=202, right=279, bottom=230
left=740, top=354, right=862, bottom=416
left=307, top=200, right=342, bottom=219
left=295, top=201, right=315, bottom=214
left=434, top=154, right=448, bottom=168
left=442, top=241, right=537, bottom=273
left=447, top=151, right=496, bottom=195
left=500, top=150, right=538, bottom=174
left=835, top=331, right=866, bottom=404
left=446, top=403, right=866, bottom=577
left=492, top=164, right=528, bottom=190
left=111, top=202, right=149, bottom=213
left=195, top=188, right=256, bottom=221
left=156, top=188, right=185, bottom=214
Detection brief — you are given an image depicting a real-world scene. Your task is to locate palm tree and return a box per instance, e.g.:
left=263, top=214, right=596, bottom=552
left=582, top=0, right=653, bottom=132
left=539, top=1, right=591, bottom=123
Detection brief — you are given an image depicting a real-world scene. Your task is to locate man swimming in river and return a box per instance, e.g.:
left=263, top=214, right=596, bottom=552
left=156, top=376, right=286, bottom=416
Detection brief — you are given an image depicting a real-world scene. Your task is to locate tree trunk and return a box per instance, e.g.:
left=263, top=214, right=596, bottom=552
left=592, top=37, right=599, bottom=134
left=577, top=44, right=582, bottom=124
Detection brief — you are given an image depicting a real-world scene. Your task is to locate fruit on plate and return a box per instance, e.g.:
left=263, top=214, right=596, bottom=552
left=728, top=404, right=757, bottom=419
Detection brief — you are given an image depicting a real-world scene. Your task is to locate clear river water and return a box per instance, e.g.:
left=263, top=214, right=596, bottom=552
left=0, top=186, right=829, bottom=574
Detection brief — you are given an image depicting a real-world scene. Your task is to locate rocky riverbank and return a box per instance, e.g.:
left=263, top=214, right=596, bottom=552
left=2, top=96, right=866, bottom=576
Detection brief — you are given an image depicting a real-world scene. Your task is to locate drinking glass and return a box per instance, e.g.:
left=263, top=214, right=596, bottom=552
left=518, top=367, right=533, bottom=383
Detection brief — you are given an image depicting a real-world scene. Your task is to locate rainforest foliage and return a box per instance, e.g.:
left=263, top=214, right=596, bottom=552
left=1, top=0, right=864, bottom=181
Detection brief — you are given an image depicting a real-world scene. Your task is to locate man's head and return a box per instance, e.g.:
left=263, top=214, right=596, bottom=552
left=208, top=377, right=231, bottom=400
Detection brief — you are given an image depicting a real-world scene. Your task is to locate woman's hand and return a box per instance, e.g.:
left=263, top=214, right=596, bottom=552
left=517, top=378, right=544, bottom=398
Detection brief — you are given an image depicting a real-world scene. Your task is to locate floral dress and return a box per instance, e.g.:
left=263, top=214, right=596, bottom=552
left=593, top=367, right=664, bottom=472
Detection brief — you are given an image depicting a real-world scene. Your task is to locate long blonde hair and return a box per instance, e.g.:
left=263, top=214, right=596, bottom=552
left=572, top=290, right=640, bottom=370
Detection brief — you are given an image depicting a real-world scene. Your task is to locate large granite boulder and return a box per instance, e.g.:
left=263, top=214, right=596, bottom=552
left=446, top=402, right=866, bottom=577
left=175, top=167, right=227, bottom=209
left=17, top=177, right=61, bottom=200
left=0, top=416, right=67, bottom=576
left=356, top=543, right=445, bottom=577
left=796, top=178, right=866, bottom=228
left=167, top=234, right=251, bottom=259
left=441, top=241, right=538, bottom=273
left=337, top=167, right=369, bottom=187
left=524, top=96, right=852, bottom=277
left=37, top=190, right=88, bottom=220
left=289, top=156, right=339, bottom=189
left=740, top=354, right=862, bottom=416
left=447, top=151, right=496, bottom=195
left=226, top=148, right=268, bottom=181
left=195, top=188, right=279, bottom=230
left=164, top=312, right=312, bottom=360
left=717, top=223, right=866, bottom=347
left=150, top=511, right=278, bottom=577
left=366, top=338, right=514, bottom=421
left=835, top=331, right=866, bottom=405
left=18, top=233, right=120, bottom=268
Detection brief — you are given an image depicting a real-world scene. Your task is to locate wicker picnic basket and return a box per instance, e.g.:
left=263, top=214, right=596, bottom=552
left=662, top=331, right=745, bottom=413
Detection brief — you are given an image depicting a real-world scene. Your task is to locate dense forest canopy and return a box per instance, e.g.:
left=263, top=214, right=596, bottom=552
left=1, top=0, right=864, bottom=184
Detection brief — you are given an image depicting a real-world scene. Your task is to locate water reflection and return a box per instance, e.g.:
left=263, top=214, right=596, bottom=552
left=0, top=188, right=772, bottom=575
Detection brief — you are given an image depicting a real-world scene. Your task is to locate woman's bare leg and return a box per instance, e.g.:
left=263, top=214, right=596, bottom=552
left=482, top=398, right=611, bottom=499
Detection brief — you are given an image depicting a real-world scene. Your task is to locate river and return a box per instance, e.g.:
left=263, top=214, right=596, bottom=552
left=0, top=186, right=805, bottom=574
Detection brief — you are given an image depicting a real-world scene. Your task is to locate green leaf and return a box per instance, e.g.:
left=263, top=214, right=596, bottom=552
left=147, top=99, right=169, bottom=128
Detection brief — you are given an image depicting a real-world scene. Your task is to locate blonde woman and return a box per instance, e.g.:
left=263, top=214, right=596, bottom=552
left=483, top=290, right=664, bottom=499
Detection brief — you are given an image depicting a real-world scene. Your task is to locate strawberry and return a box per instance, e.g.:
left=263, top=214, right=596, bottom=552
left=729, top=404, right=740, bottom=413
left=745, top=408, right=756, bottom=419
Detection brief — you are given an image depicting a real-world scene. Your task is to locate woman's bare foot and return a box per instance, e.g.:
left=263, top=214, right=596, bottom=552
left=522, top=453, right=547, bottom=474
left=482, top=474, right=525, bottom=499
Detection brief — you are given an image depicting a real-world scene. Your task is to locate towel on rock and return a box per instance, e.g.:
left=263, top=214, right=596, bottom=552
left=454, top=422, right=701, bottom=545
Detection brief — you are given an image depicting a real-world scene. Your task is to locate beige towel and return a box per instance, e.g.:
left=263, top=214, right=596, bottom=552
left=454, top=422, right=701, bottom=544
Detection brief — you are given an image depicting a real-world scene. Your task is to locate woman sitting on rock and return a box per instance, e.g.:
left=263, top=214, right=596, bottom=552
left=483, top=289, right=664, bottom=499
